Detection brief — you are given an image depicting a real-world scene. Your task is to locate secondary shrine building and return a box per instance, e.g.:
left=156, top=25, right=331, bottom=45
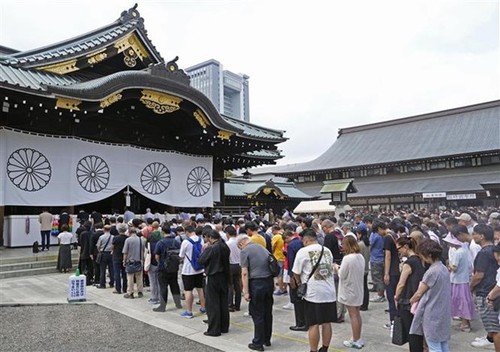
left=253, top=100, right=500, bottom=211
left=0, top=5, right=287, bottom=245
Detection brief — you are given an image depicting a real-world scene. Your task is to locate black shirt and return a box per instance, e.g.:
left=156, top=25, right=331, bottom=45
left=198, top=239, right=231, bottom=278
left=324, top=232, right=342, bottom=265
left=400, top=255, right=425, bottom=304
left=383, top=234, right=401, bottom=276
left=112, top=234, right=128, bottom=260
left=474, top=244, right=499, bottom=297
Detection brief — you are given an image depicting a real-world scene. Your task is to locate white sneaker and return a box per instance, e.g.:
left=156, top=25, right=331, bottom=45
left=471, top=336, right=493, bottom=348
left=282, top=302, right=294, bottom=310
left=369, top=295, right=386, bottom=303
left=343, top=339, right=364, bottom=349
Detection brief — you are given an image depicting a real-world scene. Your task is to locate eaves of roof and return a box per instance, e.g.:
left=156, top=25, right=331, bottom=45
left=221, top=114, right=287, bottom=142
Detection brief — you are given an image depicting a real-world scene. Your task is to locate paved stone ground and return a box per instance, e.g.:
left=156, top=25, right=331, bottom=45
left=0, top=304, right=221, bottom=352
left=0, top=248, right=494, bottom=352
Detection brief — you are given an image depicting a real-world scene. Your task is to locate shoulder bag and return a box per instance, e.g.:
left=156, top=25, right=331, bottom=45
left=126, top=238, right=143, bottom=273
left=297, top=245, right=324, bottom=299
left=144, top=242, right=152, bottom=271
left=96, top=234, right=112, bottom=264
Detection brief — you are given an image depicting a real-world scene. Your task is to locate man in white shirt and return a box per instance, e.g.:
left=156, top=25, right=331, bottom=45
left=292, top=229, right=337, bottom=352
left=178, top=226, right=206, bottom=318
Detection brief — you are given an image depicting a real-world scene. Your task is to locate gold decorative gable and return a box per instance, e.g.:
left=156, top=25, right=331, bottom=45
left=114, top=33, right=150, bottom=68
left=140, top=90, right=182, bottom=114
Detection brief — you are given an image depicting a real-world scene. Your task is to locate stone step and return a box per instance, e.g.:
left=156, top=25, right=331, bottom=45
left=0, top=259, right=78, bottom=272
left=0, top=254, right=58, bottom=265
left=0, top=253, right=79, bottom=280
left=0, top=264, right=78, bottom=280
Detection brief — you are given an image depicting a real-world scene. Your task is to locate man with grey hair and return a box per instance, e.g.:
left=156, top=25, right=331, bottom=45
left=122, top=226, right=144, bottom=299
left=111, top=223, right=128, bottom=294
left=341, top=222, right=356, bottom=239
left=96, top=225, right=114, bottom=289
left=238, top=234, right=274, bottom=351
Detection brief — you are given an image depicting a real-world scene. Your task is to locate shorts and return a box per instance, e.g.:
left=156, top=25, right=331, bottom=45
left=304, top=300, right=337, bottom=326
left=182, top=273, right=204, bottom=291
left=475, top=296, right=500, bottom=333
left=370, top=262, right=384, bottom=291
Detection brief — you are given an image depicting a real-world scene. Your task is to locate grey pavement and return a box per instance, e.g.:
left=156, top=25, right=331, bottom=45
left=0, top=247, right=493, bottom=352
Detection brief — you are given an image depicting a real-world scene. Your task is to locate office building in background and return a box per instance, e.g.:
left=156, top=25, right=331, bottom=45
left=185, top=59, right=250, bottom=122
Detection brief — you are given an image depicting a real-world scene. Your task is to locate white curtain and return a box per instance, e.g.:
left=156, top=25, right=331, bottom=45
left=0, top=128, right=213, bottom=207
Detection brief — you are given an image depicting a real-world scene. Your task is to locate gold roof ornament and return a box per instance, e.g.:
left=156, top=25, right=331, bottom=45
left=55, top=96, right=81, bottom=111
left=193, top=109, right=211, bottom=128
left=140, top=89, right=182, bottom=114
left=100, top=92, right=123, bottom=109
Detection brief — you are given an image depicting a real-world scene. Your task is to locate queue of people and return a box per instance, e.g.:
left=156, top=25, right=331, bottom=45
left=67, top=206, right=500, bottom=352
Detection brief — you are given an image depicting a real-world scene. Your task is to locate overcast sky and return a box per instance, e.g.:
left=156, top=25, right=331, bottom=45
left=1, top=0, right=498, bottom=167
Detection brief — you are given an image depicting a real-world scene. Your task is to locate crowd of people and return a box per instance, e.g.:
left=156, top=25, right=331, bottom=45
left=66, top=206, right=500, bottom=352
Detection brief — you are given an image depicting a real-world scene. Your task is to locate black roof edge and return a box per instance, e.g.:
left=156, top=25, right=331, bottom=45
left=44, top=69, right=244, bottom=133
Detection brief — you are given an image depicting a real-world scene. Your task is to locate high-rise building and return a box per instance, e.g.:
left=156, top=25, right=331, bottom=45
left=185, top=59, right=250, bottom=122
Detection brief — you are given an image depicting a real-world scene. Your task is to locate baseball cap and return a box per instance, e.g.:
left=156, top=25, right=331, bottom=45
left=455, top=213, right=472, bottom=222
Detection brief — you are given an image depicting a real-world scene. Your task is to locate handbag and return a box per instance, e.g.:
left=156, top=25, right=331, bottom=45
left=144, top=242, right=152, bottom=271
left=95, top=252, right=103, bottom=264
left=297, top=245, right=324, bottom=299
left=268, top=253, right=281, bottom=277
left=391, top=314, right=408, bottom=346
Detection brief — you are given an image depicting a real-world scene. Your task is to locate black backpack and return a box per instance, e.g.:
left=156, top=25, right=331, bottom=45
left=160, top=239, right=180, bottom=273
left=164, top=248, right=180, bottom=273
left=32, top=241, right=39, bottom=253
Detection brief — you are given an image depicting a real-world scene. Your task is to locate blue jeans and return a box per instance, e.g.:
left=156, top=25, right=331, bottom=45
left=385, top=274, right=400, bottom=321
left=40, top=230, right=50, bottom=250
left=249, top=277, right=274, bottom=346
left=99, top=252, right=114, bottom=287
left=113, top=259, right=127, bottom=293
left=148, top=264, right=160, bottom=301
left=425, top=339, right=449, bottom=352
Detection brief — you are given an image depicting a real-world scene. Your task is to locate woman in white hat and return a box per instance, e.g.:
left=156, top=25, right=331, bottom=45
left=447, top=225, right=475, bottom=332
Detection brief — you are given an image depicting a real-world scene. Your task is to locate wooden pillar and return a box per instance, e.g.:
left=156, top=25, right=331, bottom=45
left=0, top=206, right=4, bottom=247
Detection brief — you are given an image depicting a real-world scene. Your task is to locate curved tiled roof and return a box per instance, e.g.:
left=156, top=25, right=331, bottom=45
left=225, top=178, right=311, bottom=199
left=221, top=114, right=286, bottom=141
left=0, top=64, right=81, bottom=92
left=0, top=5, right=162, bottom=68
left=254, top=100, right=500, bottom=175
